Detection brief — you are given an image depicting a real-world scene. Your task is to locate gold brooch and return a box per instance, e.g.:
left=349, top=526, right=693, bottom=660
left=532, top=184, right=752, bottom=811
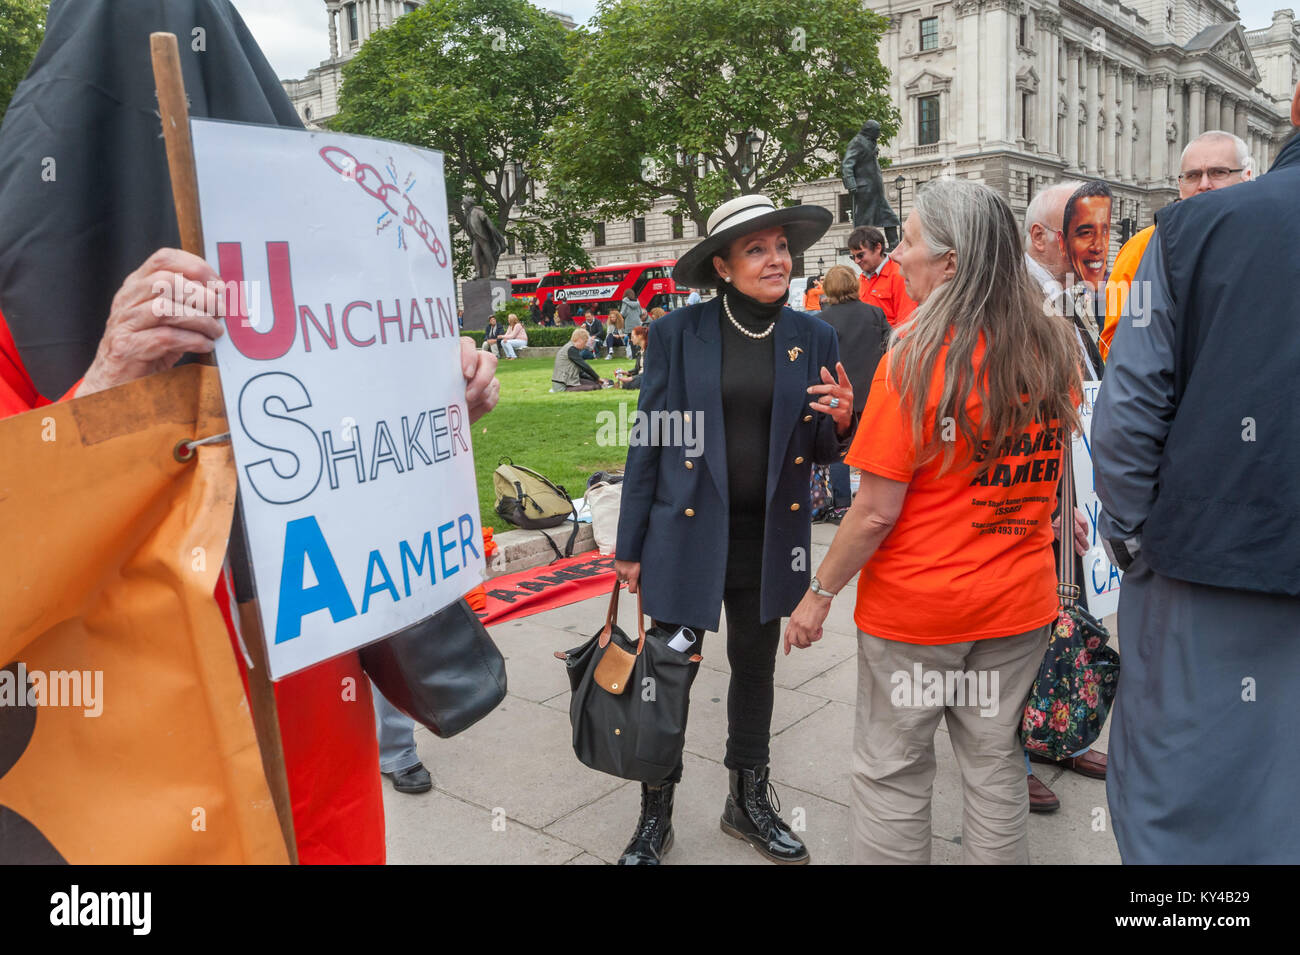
left=787, top=347, right=803, bottom=362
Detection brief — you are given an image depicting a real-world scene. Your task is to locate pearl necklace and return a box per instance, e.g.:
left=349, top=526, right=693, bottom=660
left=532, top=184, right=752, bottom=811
left=722, top=294, right=777, bottom=339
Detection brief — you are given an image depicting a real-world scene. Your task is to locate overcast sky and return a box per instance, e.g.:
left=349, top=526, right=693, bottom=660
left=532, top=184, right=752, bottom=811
left=231, top=0, right=1291, bottom=82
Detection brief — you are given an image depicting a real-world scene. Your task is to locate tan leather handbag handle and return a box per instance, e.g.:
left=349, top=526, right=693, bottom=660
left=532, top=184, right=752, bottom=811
left=598, top=577, right=646, bottom=654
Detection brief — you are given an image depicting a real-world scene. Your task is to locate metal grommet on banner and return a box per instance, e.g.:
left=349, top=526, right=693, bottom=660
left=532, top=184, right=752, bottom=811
left=174, top=431, right=232, bottom=464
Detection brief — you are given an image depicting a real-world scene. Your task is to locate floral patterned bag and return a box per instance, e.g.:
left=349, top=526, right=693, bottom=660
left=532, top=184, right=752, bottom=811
left=1020, top=441, right=1121, bottom=760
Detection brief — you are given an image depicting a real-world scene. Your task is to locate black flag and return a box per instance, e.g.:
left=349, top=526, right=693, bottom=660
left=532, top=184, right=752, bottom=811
left=0, top=0, right=304, bottom=397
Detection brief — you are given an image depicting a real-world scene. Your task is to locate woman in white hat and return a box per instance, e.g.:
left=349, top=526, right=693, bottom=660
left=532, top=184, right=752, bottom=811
left=613, top=194, right=855, bottom=865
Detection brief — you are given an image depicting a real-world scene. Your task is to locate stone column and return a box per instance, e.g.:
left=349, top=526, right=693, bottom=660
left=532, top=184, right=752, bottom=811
left=1065, top=43, right=1080, bottom=170
left=328, top=3, right=339, bottom=59
left=956, top=1, right=982, bottom=148
left=1233, top=100, right=1248, bottom=141
left=1220, top=92, right=1234, bottom=132
left=1102, top=61, right=1118, bottom=176
left=1205, top=84, right=1222, bottom=133
left=984, top=1, right=1012, bottom=144
left=1149, top=73, right=1169, bottom=184
left=1188, top=79, right=1205, bottom=141
left=1083, top=53, right=1099, bottom=174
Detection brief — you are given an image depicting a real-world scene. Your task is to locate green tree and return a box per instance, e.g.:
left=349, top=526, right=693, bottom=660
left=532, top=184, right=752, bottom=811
left=331, top=0, right=590, bottom=277
left=0, top=0, right=47, bottom=126
left=542, top=0, right=898, bottom=230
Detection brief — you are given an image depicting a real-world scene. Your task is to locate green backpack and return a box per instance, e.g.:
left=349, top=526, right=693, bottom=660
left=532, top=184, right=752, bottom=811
left=493, top=458, right=579, bottom=559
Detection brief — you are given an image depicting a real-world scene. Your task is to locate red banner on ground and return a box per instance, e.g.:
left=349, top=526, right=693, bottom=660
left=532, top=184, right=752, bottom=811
left=479, top=553, right=618, bottom=627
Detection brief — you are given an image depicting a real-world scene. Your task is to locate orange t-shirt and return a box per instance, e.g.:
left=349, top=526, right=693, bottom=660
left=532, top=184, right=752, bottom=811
left=845, top=344, right=1062, bottom=644
left=859, top=258, right=918, bottom=327
left=1100, top=225, right=1154, bottom=363
left=803, top=286, right=823, bottom=311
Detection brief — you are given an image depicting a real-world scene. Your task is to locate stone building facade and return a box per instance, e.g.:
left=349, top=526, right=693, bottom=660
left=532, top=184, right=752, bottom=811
left=492, top=2, right=1300, bottom=284
left=279, top=2, right=1299, bottom=286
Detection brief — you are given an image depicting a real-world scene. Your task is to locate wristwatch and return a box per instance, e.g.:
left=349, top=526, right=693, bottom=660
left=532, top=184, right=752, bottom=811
left=809, top=576, right=838, bottom=599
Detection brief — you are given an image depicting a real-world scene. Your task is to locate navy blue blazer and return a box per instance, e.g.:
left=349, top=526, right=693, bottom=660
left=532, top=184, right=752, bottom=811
left=615, top=297, right=848, bottom=632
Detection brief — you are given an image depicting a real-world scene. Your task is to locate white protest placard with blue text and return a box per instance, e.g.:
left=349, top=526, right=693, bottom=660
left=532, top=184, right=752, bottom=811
left=1073, top=380, right=1122, bottom=618
left=192, top=120, right=483, bottom=679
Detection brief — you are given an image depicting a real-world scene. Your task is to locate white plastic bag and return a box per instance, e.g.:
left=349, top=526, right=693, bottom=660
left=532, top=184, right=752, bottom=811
left=585, top=481, right=623, bottom=556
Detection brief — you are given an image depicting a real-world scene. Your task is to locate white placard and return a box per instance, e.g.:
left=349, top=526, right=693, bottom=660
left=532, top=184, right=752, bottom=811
left=192, top=120, right=483, bottom=679
left=1073, top=380, right=1123, bottom=618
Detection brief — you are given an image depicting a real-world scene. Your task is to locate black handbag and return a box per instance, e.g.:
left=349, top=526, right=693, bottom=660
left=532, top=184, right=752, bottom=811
left=360, top=598, right=508, bottom=738
left=1019, top=440, right=1121, bottom=760
left=554, top=580, right=702, bottom=783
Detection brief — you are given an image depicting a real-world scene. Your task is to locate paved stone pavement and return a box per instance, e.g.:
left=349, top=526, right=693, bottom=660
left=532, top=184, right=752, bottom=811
left=383, top=524, right=1121, bottom=864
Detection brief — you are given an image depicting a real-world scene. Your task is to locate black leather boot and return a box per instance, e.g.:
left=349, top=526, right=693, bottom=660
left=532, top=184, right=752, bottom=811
left=720, top=766, right=809, bottom=864
left=617, top=782, right=675, bottom=865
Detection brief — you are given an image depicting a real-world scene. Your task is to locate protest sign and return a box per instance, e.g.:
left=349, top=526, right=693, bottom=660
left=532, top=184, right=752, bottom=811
left=1073, top=380, right=1123, bottom=617
left=192, top=120, right=483, bottom=679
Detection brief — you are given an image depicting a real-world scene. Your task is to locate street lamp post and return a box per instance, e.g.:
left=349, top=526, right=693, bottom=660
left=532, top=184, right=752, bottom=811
left=894, top=174, right=906, bottom=223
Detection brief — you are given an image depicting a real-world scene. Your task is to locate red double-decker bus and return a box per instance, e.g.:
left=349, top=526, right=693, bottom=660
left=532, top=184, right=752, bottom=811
left=515, top=260, right=688, bottom=315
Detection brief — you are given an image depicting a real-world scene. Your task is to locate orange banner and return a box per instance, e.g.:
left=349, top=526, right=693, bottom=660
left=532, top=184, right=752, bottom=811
left=0, top=364, right=287, bottom=863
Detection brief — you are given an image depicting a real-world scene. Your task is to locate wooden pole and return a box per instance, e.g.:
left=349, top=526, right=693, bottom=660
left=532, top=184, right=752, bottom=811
left=150, top=32, right=299, bottom=864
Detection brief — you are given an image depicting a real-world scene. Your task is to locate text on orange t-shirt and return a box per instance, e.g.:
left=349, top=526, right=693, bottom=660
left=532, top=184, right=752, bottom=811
left=845, top=343, right=1063, bottom=644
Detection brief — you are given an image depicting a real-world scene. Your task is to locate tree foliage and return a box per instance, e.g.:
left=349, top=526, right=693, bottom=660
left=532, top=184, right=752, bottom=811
left=542, top=0, right=898, bottom=229
left=331, top=0, right=590, bottom=277
left=0, top=0, right=47, bottom=127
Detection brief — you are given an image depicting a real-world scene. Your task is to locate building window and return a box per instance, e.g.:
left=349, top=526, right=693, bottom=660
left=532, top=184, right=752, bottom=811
left=304, top=105, right=312, bottom=121
left=1022, top=93, right=1031, bottom=140
left=791, top=252, right=806, bottom=277
left=918, top=95, right=940, bottom=146
left=671, top=214, right=683, bottom=239
left=633, top=217, right=646, bottom=243
left=507, top=234, right=516, bottom=255
left=405, top=2, right=418, bottom=13
left=594, top=223, right=606, bottom=246
left=1019, top=15, right=1028, bottom=48
left=347, top=3, right=359, bottom=46
left=837, top=193, right=852, bottom=223
left=1027, top=175, right=1036, bottom=204
left=696, top=219, right=706, bottom=237
left=920, top=17, right=938, bottom=52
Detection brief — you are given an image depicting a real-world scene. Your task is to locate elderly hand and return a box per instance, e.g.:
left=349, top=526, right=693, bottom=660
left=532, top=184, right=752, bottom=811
left=76, top=248, right=224, bottom=397
left=783, top=590, right=832, bottom=655
left=808, top=362, right=854, bottom=435
left=460, top=337, right=500, bottom=423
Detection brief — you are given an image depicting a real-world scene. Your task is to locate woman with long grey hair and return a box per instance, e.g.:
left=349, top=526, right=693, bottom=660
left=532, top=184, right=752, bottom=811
left=784, top=179, right=1082, bottom=863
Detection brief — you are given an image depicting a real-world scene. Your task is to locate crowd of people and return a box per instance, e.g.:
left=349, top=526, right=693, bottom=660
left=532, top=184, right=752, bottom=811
left=2, top=0, right=1294, bottom=869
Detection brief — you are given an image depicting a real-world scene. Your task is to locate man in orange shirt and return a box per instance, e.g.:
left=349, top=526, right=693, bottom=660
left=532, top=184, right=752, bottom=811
left=1101, top=130, right=1254, bottom=361
left=850, top=226, right=917, bottom=326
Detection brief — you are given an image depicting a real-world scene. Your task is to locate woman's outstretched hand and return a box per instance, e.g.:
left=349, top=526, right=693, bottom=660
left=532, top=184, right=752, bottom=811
left=808, top=362, right=854, bottom=435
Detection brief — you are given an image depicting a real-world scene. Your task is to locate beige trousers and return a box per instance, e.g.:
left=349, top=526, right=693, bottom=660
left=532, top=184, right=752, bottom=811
left=852, top=624, right=1049, bottom=865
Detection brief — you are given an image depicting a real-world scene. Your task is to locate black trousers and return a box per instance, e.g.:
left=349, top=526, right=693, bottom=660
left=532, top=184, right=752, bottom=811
left=655, top=585, right=781, bottom=784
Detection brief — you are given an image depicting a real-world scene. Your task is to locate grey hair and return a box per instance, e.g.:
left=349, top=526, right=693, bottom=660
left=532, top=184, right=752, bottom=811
left=887, top=178, right=1082, bottom=475
left=1181, top=130, right=1253, bottom=176
left=1023, top=181, right=1084, bottom=242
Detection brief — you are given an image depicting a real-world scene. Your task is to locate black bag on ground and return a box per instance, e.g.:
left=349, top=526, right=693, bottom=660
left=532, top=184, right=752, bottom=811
left=554, top=581, right=701, bottom=783
left=361, top=598, right=507, bottom=738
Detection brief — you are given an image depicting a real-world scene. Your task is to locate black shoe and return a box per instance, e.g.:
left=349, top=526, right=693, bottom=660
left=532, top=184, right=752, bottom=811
left=720, top=766, right=810, bottom=864
left=618, top=782, right=675, bottom=865
left=384, top=763, right=432, bottom=794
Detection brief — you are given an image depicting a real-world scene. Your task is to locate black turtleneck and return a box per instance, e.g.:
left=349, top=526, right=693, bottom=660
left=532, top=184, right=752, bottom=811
left=719, top=283, right=784, bottom=582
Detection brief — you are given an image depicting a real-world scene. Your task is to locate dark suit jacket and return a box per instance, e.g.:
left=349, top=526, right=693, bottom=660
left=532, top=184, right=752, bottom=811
left=616, top=298, right=848, bottom=632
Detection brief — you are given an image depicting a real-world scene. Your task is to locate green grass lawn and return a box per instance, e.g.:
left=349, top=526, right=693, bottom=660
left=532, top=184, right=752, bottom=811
left=471, top=354, right=638, bottom=532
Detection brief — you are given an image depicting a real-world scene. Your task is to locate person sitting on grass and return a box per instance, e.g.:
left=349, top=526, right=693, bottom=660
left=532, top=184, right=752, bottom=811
left=551, top=328, right=609, bottom=392
left=500, top=314, right=529, bottom=359
left=604, top=313, right=629, bottom=359
left=615, top=325, right=650, bottom=389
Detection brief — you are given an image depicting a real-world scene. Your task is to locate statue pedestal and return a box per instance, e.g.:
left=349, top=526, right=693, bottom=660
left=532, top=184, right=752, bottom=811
left=460, top=278, right=513, bottom=332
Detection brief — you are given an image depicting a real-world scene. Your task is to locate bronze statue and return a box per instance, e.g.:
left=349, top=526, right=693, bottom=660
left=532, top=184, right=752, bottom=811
left=842, top=120, right=900, bottom=247
left=460, top=197, right=508, bottom=279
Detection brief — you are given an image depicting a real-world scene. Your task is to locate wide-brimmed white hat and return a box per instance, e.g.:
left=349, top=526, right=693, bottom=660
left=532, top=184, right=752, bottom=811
left=672, top=194, right=833, bottom=290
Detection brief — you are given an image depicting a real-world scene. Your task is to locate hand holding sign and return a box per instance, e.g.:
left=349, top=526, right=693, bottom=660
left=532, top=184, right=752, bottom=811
left=78, top=248, right=225, bottom=397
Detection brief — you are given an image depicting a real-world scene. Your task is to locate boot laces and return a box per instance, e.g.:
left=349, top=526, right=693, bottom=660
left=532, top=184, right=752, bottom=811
left=746, top=775, right=783, bottom=830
